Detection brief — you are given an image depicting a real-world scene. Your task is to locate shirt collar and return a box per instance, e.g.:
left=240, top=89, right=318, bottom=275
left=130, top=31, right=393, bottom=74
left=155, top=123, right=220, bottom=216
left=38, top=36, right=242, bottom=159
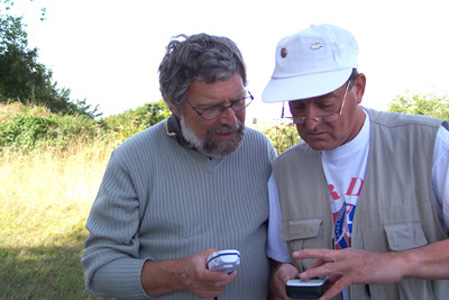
left=165, top=114, right=194, bottom=149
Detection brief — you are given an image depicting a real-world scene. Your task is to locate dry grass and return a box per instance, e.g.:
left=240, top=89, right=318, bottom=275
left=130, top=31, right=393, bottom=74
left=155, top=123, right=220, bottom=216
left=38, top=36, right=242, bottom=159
left=0, top=140, right=116, bottom=299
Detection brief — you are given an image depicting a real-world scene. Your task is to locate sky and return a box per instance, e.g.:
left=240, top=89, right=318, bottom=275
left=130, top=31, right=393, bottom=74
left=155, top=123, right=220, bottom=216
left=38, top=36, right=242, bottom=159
left=11, top=0, right=449, bottom=122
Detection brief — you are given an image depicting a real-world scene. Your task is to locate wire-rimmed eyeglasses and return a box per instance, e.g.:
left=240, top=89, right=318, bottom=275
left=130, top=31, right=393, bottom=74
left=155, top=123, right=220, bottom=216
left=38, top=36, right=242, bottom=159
left=281, top=81, right=350, bottom=125
left=185, top=90, right=254, bottom=120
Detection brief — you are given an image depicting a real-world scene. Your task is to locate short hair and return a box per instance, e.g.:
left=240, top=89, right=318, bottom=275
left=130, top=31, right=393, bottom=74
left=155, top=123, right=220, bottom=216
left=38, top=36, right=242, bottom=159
left=158, top=33, right=247, bottom=111
left=348, top=68, right=359, bottom=90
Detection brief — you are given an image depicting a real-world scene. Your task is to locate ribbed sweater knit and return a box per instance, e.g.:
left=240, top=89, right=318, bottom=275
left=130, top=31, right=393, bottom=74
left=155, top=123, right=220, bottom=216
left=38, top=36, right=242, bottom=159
left=82, top=118, right=277, bottom=300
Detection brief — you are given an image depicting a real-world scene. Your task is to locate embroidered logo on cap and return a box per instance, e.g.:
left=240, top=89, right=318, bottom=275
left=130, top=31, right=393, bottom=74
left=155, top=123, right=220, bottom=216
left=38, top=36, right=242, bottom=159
left=280, top=48, right=287, bottom=58
left=311, top=42, right=323, bottom=50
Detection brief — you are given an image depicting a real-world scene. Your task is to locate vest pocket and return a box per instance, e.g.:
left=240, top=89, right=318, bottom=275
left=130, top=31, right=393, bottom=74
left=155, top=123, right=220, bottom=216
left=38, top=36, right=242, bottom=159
left=384, top=222, right=428, bottom=251
left=281, top=218, right=323, bottom=273
left=281, top=218, right=322, bottom=241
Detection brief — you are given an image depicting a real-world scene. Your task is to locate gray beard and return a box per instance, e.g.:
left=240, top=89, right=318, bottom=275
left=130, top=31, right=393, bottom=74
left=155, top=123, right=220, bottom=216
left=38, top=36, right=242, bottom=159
left=180, top=116, right=245, bottom=158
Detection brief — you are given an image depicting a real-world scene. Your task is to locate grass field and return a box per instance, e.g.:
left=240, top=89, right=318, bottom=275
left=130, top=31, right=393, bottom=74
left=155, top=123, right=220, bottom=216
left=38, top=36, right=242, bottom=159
left=0, top=142, right=117, bottom=299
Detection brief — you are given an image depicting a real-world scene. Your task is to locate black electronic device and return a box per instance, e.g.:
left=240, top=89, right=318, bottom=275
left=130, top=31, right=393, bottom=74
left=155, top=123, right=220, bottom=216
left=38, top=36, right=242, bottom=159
left=285, top=277, right=328, bottom=299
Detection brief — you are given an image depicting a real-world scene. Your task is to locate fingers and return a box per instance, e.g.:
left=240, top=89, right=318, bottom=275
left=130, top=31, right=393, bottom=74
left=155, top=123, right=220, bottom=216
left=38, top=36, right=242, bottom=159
left=290, top=248, right=408, bottom=299
left=270, top=263, right=299, bottom=299
left=290, top=249, right=348, bottom=298
left=205, top=269, right=237, bottom=285
left=196, top=271, right=237, bottom=298
left=293, top=249, right=336, bottom=262
left=318, top=275, right=351, bottom=300
left=293, top=249, right=342, bottom=280
left=180, top=249, right=238, bottom=298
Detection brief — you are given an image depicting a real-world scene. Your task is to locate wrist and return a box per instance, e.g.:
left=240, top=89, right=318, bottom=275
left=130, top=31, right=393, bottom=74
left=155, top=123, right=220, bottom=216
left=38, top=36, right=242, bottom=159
left=174, top=257, right=190, bottom=291
left=141, top=259, right=184, bottom=297
left=390, top=249, right=419, bottom=280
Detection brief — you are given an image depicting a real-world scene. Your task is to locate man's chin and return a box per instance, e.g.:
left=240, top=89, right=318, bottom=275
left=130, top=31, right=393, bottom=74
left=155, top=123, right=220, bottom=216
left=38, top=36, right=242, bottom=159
left=202, top=129, right=244, bottom=157
left=202, top=139, right=241, bottom=158
left=180, top=116, right=245, bottom=157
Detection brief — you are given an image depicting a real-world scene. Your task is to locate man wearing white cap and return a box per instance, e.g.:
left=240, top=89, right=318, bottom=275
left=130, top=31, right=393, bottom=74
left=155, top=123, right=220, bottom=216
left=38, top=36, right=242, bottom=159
left=263, top=24, right=449, bottom=299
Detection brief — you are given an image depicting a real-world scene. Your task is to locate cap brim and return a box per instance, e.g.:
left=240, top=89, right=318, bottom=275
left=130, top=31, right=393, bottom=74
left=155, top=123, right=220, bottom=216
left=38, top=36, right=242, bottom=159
left=262, top=68, right=353, bottom=103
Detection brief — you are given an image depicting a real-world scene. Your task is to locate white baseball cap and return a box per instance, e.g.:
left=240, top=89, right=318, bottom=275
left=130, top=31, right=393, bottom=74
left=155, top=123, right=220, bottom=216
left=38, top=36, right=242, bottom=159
left=262, top=24, right=358, bottom=103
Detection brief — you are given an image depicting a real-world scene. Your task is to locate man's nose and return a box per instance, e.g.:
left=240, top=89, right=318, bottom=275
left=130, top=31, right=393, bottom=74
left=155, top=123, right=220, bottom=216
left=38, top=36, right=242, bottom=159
left=218, top=107, right=238, bottom=126
left=300, top=105, right=322, bottom=130
left=303, top=117, right=320, bottom=130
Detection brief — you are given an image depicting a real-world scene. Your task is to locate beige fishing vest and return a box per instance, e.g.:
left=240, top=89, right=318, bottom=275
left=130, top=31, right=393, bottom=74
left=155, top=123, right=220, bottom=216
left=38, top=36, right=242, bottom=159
left=273, top=108, right=449, bottom=299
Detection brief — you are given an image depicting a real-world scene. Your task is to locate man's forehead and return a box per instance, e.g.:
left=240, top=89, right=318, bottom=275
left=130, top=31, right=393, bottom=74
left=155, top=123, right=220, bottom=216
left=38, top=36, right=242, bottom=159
left=289, top=88, right=342, bottom=104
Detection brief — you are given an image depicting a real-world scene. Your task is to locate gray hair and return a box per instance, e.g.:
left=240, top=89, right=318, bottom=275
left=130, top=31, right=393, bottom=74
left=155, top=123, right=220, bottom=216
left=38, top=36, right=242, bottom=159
left=158, top=33, right=247, bottom=111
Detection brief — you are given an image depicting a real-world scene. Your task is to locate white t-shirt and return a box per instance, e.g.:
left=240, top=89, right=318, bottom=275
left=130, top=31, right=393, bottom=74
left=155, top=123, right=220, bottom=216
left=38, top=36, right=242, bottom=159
left=267, top=112, right=449, bottom=262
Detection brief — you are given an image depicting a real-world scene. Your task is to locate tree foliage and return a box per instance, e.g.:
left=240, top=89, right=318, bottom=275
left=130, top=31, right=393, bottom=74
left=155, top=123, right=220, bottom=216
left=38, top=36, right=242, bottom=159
left=0, top=0, right=101, bottom=119
left=387, top=92, right=449, bottom=121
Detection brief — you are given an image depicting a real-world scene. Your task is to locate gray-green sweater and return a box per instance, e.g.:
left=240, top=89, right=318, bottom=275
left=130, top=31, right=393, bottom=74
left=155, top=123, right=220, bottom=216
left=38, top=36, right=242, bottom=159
left=82, top=116, right=277, bottom=300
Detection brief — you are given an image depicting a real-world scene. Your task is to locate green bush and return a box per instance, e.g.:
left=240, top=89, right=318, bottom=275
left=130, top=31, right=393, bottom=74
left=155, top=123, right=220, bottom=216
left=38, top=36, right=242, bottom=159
left=260, top=122, right=301, bottom=154
left=0, top=114, right=56, bottom=147
left=51, top=113, right=104, bottom=144
left=388, top=92, right=449, bottom=121
left=0, top=102, right=106, bottom=151
left=0, top=100, right=173, bottom=152
left=99, top=100, right=171, bottom=140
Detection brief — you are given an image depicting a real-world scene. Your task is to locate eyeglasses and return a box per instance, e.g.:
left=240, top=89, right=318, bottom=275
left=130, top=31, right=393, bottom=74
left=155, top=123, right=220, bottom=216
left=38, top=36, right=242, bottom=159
left=281, top=81, right=350, bottom=125
left=185, top=90, right=254, bottom=120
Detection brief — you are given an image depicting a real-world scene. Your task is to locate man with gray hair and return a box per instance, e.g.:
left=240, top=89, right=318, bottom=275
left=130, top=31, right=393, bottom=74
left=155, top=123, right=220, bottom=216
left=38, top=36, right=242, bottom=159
left=82, top=33, right=276, bottom=299
left=263, top=24, right=449, bottom=299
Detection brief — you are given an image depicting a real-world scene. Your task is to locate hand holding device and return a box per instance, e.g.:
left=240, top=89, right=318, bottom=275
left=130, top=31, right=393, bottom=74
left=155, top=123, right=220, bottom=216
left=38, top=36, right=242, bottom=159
left=285, top=277, right=328, bottom=299
left=206, top=249, right=240, bottom=274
